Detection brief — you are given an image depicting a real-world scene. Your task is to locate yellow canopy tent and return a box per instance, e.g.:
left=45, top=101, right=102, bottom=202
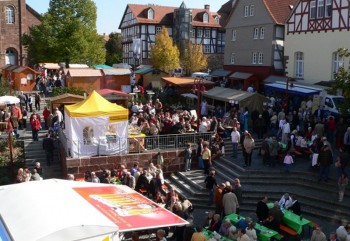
left=65, top=90, right=128, bottom=122
left=64, top=91, right=129, bottom=158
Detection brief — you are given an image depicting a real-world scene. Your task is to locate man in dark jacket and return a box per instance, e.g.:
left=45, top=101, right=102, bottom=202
left=42, top=133, right=55, bottom=166
left=318, top=144, right=333, bottom=182
left=256, top=196, right=269, bottom=222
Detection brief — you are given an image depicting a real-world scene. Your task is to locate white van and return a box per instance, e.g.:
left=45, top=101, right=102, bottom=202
left=323, top=95, right=345, bottom=116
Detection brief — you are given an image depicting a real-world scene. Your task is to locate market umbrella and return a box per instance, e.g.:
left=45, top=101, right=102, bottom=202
left=0, top=96, right=20, bottom=105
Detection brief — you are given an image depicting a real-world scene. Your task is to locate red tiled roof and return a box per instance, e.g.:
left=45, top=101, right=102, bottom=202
left=192, top=9, right=221, bottom=27
left=263, top=0, right=298, bottom=24
left=127, top=4, right=175, bottom=25
left=126, top=4, right=221, bottom=28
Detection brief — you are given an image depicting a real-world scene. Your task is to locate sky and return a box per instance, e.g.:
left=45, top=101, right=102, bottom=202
left=26, top=0, right=227, bottom=35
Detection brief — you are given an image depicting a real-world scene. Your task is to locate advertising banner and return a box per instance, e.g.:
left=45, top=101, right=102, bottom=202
left=74, top=185, right=188, bottom=232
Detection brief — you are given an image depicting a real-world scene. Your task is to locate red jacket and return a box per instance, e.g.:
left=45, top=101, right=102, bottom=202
left=43, top=109, right=50, bottom=121
left=30, top=118, right=41, bottom=131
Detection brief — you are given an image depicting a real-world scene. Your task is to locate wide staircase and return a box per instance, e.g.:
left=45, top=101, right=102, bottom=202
left=165, top=137, right=348, bottom=232
left=19, top=98, right=62, bottom=179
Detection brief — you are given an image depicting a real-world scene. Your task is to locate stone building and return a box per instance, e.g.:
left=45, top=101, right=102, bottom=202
left=0, top=0, right=41, bottom=67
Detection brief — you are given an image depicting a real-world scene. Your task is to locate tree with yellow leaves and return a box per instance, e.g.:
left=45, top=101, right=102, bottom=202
left=150, top=27, right=180, bottom=74
left=181, top=41, right=208, bottom=75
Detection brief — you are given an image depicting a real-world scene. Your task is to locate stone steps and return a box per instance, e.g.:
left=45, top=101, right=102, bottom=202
left=165, top=154, right=350, bottom=226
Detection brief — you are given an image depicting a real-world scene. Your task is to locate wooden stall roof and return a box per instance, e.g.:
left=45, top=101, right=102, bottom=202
left=161, top=77, right=214, bottom=88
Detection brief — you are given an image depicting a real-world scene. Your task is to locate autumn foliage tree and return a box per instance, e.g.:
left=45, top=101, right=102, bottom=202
left=181, top=41, right=208, bottom=74
left=150, top=27, right=180, bottom=74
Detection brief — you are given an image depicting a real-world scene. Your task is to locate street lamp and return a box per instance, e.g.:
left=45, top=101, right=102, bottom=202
left=192, top=78, right=206, bottom=131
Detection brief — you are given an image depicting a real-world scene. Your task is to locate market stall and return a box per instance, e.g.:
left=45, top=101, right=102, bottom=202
left=64, top=91, right=129, bottom=158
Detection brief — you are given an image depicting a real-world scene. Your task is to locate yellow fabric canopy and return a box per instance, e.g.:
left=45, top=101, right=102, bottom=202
left=65, top=90, right=128, bottom=122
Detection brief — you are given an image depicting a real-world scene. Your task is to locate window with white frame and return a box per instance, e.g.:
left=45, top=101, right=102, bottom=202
left=252, top=52, right=257, bottom=64
left=204, top=29, right=210, bottom=38
left=156, top=26, right=161, bottom=34
left=191, top=28, right=195, bottom=38
left=249, top=5, right=254, bottom=16
left=197, top=28, right=203, bottom=38
left=258, top=52, right=264, bottom=64
left=232, top=29, right=236, bottom=41
left=230, top=53, right=235, bottom=64
left=325, top=0, right=332, bottom=17
left=253, top=28, right=259, bottom=39
left=260, top=27, right=265, bottom=39
left=295, top=52, right=304, bottom=78
left=332, top=52, right=344, bottom=74
left=244, top=6, right=249, bottom=17
left=203, top=13, right=209, bottom=23
left=5, top=6, right=15, bottom=24
left=203, top=45, right=211, bottom=53
left=310, top=1, right=316, bottom=19
left=317, top=0, right=324, bottom=18
left=148, top=8, right=154, bottom=19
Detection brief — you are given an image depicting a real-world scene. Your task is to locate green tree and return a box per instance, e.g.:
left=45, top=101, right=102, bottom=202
left=23, top=0, right=105, bottom=66
left=181, top=41, right=207, bottom=75
left=150, top=27, right=180, bottom=74
left=105, top=32, right=123, bottom=66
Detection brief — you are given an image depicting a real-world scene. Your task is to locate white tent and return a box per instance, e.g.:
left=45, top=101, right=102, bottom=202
left=0, top=180, right=188, bottom=241
left=0, top=180, right=119, bottom=241
left=64, top=91, right=129, bottom=158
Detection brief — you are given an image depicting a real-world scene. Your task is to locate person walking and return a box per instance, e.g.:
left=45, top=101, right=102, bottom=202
left=318, top=144, right=333, bottom=182
left=202, top=142, right=212, bottom=175
left=231, top=127, right=240, bottom=158
left=35, top=93, right=41, bottom=111
left=243, top=131, right=255, bottom=167
left=338, top=172, right=348, bottom=202
left=30, top=114, right=41, bottom=141
left=283, top=152, right=294, bottom=173
left=184, top=143, right=192, bottom=172
left=43, top=133, right=55, bottom=166
left=204, top=170, right=218, bottom=206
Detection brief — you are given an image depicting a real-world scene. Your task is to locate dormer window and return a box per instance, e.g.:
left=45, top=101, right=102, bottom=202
left=214, top=16, right=219, bottom=23
left=148, top=8, right=154, bottom=19
left=203, top=12, right=209, bottom=23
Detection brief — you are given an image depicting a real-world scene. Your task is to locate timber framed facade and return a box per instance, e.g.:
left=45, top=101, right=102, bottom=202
left=118, top=3, right=225, bottom=70
left=285, top=0, right=350, bottom=84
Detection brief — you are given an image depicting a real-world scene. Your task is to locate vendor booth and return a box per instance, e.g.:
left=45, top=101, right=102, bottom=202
left=0, top=179, right=188, bottom=241
left=202, top=87, right=270, bottom=112
left=64, top=91, right=129, bottom=158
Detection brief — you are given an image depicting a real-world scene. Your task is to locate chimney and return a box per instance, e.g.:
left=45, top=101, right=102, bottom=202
left=204, top=4, right=210, bottom=10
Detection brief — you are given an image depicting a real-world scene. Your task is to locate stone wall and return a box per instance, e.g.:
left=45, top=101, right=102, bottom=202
left=58, top=144, right=197, bottom=179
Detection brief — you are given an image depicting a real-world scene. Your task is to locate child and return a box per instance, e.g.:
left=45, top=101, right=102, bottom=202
left=283, top=152, right=294, bottom=173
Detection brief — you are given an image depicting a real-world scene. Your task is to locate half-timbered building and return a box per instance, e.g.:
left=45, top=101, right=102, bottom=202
left=223, top=0, right=297, bottom=81
left=118, top=3, right=225, bottom=71
left=285, top=0, right=350, bottom=84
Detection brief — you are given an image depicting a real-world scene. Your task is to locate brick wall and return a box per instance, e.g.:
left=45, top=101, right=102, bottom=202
left=58, top=143, right=197, bottom=179
left=0, top=0, right=41, bottom=66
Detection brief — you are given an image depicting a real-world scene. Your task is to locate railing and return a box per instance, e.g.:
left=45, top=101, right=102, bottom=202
left=58, top=130, right=213, bottom=158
